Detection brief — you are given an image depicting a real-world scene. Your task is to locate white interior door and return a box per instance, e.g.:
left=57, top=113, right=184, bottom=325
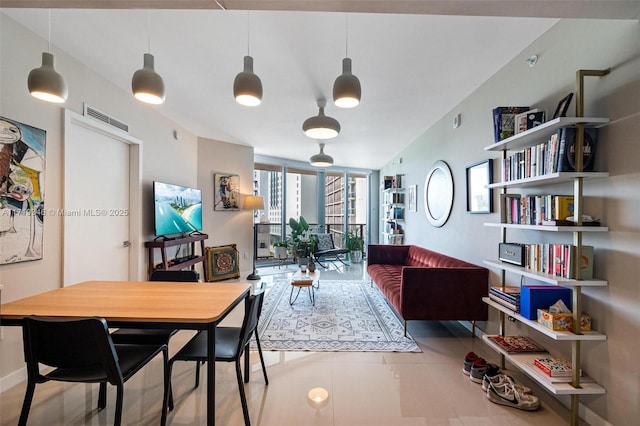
left=63, top=111, right=141, bottom=286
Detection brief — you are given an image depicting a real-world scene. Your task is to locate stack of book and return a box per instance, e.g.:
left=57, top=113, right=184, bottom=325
left=489, top=285, right=520, bottom=312
left=526, top=357, right=591, bottom=384
left=533, top=357, right=580, bottom=377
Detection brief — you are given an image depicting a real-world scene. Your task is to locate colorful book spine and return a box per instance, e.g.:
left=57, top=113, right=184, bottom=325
left=554, top=195, right=575, bottom=220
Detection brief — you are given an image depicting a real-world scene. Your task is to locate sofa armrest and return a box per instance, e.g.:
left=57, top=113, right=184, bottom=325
left=400, top=267, right=488, bottom=320
left=367, top=244, right=410, bottom=266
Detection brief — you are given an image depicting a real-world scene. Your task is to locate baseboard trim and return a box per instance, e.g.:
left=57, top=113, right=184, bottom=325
left=0, top=366, right=26, bottom=393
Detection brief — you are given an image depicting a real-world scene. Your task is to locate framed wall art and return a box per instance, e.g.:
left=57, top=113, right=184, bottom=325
left=213, top=173, right=239, bottom=211
left=0, top=116, right=46, bottom=264
left=407, top=185, right=418, bottom=212
left=466, top=159, right=493, bottom=213
left=205, top=244, right=240, bottom=281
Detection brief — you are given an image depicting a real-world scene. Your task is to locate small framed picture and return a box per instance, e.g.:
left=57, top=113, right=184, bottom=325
left=466, top=159, right=493, bottom=213
left=214, top=173, right=240, bottom=211
left=407, top=185, right=418, bottom=212
left=552, top=93, right=574, bottom=119
left=514, top=110, right=530, bottom=134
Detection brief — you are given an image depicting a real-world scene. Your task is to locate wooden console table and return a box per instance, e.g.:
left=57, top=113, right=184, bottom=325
left=145, top=233, right=208, bottom=279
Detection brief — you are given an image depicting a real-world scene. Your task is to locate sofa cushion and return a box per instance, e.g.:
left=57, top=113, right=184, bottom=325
left=367, top=264, right=403, bottom=310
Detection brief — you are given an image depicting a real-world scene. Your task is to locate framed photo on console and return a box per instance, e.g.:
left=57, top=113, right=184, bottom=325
left=466, top=159, right=493, bottom=213
left=205, top=244, right=240, bottom=281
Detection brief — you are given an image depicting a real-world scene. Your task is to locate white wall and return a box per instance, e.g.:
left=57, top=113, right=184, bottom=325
left=380, top=19, right=640, bottom=424
left=0, top=14, right=253, bottom=387
left=197, top=136, right=255, bottom=276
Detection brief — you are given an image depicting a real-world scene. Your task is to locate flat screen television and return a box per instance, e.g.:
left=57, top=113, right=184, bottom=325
left=153, top=181, right=203, bottom=237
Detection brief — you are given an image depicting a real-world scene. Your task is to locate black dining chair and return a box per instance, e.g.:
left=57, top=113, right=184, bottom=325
left=19, top=316, right=169, bottom=426
left=166, top=285, right=268, bottom=426
left=110, top=269, right=199, bottom=345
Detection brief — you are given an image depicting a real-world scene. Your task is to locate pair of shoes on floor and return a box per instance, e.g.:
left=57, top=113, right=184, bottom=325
left=470, top=357, right=500, bottom=384
left=462, top=352, right=499, bottom=383
left=462, top=351, right=479, bottom=375
left=486, top=376, right=540, bottom=411
left=482, top=372, right=532, bottom=395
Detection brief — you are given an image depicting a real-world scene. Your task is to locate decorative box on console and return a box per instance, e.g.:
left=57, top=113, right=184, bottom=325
left=537, top=309, right=592, bottom=331
left=520, top=285, right=571, bottom=320
left=499, top=243, right=526, bottom=266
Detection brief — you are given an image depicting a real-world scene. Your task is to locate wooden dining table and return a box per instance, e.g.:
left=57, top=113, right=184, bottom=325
left=0, top=280, right=252, bottom=426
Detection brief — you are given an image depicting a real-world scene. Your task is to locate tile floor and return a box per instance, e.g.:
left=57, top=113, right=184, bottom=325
left=0, top=262, right=577, bottom=425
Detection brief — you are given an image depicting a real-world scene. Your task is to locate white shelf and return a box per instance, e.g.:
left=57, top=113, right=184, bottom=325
left=482, top=298, right=606, bottom=341
left=482, top=336, right=606, bottom=395
left=382, top=187, right=405, bottom=192
left=483, top=260, right=608, bottom=287
left=484, top=222, right=609, bottom=232
left=488, top=172, right=609, bottom=189
left=485, top=117, right=609, bottom=152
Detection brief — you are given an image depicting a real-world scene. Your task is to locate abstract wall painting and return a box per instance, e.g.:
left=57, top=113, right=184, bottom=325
left=0, top=116, right=46, bottom=264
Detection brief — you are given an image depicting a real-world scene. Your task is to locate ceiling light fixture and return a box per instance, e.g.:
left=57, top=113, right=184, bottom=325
left=333, top=15, right=361, bottom=108
left=303, top=99, right=340, bottom=139
left=310, top=143, right=334, bottom=167
left=28, top=10, right=68, bottom=103
left=234, top=12, right=263, bottom=107
left=132, top=11, right=165, bottom=104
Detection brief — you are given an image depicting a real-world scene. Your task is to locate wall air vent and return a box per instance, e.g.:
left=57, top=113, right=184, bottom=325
left=83, top=104, right=129, bottom=133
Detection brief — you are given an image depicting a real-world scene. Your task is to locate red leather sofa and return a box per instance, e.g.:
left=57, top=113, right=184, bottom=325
left=367, top=244, right=488, bottom=335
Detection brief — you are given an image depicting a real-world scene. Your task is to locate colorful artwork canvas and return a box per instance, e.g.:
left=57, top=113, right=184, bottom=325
left=0, top=116, right=46, bottom=264
left=205, top=244, right=240, bottom=281
left=213, top=173, right=239, bottom=211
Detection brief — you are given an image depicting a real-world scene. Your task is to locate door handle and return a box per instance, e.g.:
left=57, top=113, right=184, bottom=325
left=122, top=241, right=131, bottom=248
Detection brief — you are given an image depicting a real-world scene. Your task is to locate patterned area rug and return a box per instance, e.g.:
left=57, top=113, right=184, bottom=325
left=255, top=279, right=421, bottom=352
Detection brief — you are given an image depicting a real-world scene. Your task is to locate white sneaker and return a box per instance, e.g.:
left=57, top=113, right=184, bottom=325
left=482, top=373, right=532, bottom=394
left=486, top=380, right=540, bottom=411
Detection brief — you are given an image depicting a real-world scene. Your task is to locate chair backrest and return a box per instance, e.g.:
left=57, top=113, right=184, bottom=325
left=237, top=291, right=264, bottom=354
left=253, top=282, right=267, bottom=324
left=150, top=270, right=199, bottom=282
left=312, top=233, right=336, bottom=252
left=22, top=316, right=123, bottom=384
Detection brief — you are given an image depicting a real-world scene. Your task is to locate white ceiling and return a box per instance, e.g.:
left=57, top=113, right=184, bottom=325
left=3, top=2, right=637, bottom=170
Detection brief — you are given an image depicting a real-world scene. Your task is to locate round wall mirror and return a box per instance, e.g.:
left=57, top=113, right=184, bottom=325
left=423, top=160, right=454, bottom=227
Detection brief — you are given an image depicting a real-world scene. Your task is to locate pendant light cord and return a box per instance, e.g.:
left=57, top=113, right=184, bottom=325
left=147, top=10, right=151, bottom=53
left=47, top=9, right=51, bottom=53
left=345, top=14, right=349, bottom=57
left=247, top=11, right=251, bottom=56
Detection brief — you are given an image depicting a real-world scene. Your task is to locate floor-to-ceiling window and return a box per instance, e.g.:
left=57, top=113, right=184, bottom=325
left=254, top=161, right=369, bottom=259
left=324, top=172, right=368, bottom=249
